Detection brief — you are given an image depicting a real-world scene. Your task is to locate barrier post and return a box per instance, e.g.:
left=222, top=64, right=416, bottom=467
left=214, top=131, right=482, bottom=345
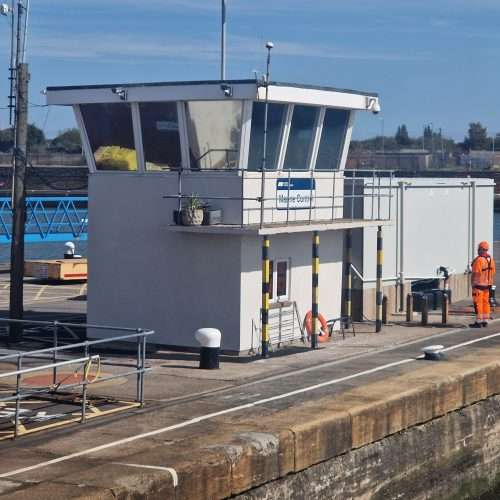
left=375, top=226, right=383, bottom=332
left=421, top=296, right=429, bottom=326
left=344, top=229, right=352, bottom=328
left=311, top=231, right=320, bottom=349
left=261, top=236, right=270, bottom=358
left=382, top=295, right=388, bottom=324
left=406, top=293, right=413, bottom=323
left=441, top=292, right=449, bottom=325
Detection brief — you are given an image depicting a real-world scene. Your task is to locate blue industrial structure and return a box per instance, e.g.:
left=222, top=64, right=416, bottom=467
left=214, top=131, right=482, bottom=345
left=0, top=197, right=88, bottom=244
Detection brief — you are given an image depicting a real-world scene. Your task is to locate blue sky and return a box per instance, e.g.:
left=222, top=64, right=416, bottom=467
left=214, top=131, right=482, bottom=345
left=0, top=0, right=499, bottom=141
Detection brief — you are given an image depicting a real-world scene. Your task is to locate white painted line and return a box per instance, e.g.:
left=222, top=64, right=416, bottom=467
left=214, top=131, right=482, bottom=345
left=441, top=331, right=500, bottom=352
left=33, top=285, right=47, bottom=301
left=79, top=283, right=87, bottom=296
left=0, top=357, right=413, bottom=480
left=0, top=331, right=499, bottom=480
left=112, top=463, right=178, bottom=487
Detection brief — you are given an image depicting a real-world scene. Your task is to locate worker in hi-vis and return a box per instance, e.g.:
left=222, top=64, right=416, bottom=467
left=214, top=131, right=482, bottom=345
left=470, top=241, right=496, bottom=328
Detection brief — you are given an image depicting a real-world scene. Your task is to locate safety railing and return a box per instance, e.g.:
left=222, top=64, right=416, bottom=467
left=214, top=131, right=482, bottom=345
left=0, top=196, right=88, bottom=244
left=163, top=167, right=394, bottom=229
left=0, top=318, right=153, bottom=438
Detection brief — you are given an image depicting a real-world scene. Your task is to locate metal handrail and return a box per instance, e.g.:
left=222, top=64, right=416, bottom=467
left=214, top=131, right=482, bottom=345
left=0, top=318, right=153, bottom=438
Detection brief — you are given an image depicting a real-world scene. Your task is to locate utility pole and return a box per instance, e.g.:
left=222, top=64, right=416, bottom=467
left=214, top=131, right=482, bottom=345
left=9, top=62, right=29, bottom=341
left=8, top=0, right=30, bottom=341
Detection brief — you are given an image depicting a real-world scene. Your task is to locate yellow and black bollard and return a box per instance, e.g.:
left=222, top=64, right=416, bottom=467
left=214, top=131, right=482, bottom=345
left=311, top=231, right=320, bottom=349
left=344, top=229, right=352, bottom=328
left=375, top=226, right=383, bottom=333
left=261, top=236, right=270, bottom=358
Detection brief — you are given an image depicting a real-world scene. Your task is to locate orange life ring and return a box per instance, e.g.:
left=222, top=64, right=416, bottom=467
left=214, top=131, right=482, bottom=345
left=304, top=311, right=329, bottom=343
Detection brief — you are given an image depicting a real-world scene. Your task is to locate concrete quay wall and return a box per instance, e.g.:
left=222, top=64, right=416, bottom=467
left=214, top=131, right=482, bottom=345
left=6, top=349, right=500, bottom=500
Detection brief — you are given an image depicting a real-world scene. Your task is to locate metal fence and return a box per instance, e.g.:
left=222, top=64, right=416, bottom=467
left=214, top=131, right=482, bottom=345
left=0, top=196, right=88, bottom=243
left=0, top=318, right=153, bottom=438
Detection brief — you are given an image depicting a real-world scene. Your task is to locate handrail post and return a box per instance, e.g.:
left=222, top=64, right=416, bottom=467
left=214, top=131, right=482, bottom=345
left=52, top=321, right=58, bottom=387
left=136, top=333, right=141, bottom=403
left=140, top=333, right=146, bottom=407
left=331, top=171, right=337, bottom=220
left=81, top=342, right=89, bottom=423
left=14, top=355, right=22, bottom=438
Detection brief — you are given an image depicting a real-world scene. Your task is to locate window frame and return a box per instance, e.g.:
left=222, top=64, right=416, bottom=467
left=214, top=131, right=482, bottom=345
left=269, top=257, right=291, bottom=302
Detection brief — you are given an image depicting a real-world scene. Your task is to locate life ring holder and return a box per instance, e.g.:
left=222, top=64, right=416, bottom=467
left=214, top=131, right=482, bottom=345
left=303, top=311, right=330, bottom=343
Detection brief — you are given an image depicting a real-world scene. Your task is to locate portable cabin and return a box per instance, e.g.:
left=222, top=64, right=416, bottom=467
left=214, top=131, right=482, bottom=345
left=46, top=79, right=388, bottom=354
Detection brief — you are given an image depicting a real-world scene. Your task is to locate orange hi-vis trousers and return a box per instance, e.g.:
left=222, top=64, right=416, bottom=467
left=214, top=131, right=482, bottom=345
left=472, top=287, right=490, bottom=322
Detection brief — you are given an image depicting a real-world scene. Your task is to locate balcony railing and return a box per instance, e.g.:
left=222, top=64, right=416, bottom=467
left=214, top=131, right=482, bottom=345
left=163, top=168, right=394, bottom=229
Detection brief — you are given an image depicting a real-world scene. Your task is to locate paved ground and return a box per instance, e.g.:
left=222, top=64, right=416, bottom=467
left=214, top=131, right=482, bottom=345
left=0, top=250, right=498, bottom=497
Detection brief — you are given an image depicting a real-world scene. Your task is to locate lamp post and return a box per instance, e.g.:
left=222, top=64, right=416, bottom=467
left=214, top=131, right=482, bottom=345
left=220, top=0, right=227, bottom=80
left=380, top=117, right=385, bottom=169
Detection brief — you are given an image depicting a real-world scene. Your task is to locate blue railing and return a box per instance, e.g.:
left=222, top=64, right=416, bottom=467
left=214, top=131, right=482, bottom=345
left=0, top=197, right=88, bottom=244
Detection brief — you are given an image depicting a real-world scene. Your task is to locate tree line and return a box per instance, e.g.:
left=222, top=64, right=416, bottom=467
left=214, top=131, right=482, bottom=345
left=0, top=125, right=82, bottom=154
left=351, top=122, right=499, bottom=153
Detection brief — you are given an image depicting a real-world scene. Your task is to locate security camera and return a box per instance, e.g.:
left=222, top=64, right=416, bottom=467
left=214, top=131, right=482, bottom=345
left=220, top=84, right=233, bottom=97
left=366, top=97, right=381, bottom=114
left=265, top=41, right=274, bottom=50
left=0, top=3, right=11, bottom=15
left=111, top=87, right=128, bottom=101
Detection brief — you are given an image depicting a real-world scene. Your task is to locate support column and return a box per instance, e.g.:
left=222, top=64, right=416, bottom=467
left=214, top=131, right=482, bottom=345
left=344, top=229, right=352, bottom=327
left=261, top=236, right=270, bottom=358
left=376, top=226, right=383, bottom=332
left=311, top=231, right=320, bottom=349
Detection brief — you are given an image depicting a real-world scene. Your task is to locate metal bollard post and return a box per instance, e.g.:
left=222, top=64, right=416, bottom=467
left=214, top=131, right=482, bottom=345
left=421, top=296, right=429, bottom=326
left=406, top=293, right=413, bottom=323
left=382, top=295, right=388, bottom=324
left=441, top=293, right=449, bottom=325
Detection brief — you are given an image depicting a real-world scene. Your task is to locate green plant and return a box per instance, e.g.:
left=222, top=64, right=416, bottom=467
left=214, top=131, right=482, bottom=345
left=183, top=194, right=204, bottom=211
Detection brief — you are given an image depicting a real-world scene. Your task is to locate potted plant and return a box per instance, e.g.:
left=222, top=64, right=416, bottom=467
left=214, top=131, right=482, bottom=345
left=181, top=194, right=204, bottom=226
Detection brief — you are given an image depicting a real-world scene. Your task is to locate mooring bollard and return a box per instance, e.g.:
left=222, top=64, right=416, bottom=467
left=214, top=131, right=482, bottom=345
left=195, top=328, right=221, bottom=369
left=421, top=296, right=429, bottom=326
left=382, top=295, right=388, bottom=325
left=441, top=292, right=449, bottom=325
left=406, top=293, right=413, bottom=323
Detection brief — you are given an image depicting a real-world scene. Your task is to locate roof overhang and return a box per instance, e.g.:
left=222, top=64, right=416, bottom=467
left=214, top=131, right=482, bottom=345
left=46, top=79, right=380, bottom=112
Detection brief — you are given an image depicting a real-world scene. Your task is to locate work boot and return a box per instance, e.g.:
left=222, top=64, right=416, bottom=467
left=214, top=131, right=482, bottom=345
left=469, top=322, right=482, bottom=328
left=482, top=322, right=488, bottom=328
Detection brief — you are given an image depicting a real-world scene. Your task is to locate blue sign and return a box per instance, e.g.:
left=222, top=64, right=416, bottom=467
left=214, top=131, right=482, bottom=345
left=276, top=178, right=316, bottom=210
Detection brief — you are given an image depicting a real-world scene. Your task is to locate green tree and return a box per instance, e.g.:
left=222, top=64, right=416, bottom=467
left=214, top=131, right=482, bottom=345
left=395, top=124, right=411, bottom=146
left=464, top=122, right=489, bottom=150
left=0, top=128, right=13, bottom=152
left=27, top=123, right=46, bottom=148
left=49, top=128, right=82, bottom=153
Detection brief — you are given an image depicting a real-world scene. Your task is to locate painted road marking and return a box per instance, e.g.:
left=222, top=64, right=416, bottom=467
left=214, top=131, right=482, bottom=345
left=112, top=463, right=178, bottom=487
left=34, top=285, right=47, bottom=301
left=3, top=331, right=500, bottom=479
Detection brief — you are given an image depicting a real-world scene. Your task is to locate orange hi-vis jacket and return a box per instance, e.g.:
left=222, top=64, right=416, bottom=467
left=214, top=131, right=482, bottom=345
left=471, top=253, right=496, bottom=289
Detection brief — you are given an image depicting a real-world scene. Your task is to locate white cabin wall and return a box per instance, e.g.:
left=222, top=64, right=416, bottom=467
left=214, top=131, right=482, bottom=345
left=87, top=173, right=242, bottom=351
left=239, top=231, right=344, bottom=352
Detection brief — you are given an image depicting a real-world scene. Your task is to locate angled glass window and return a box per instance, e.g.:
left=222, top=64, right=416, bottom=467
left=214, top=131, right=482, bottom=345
left=247, top=102, right=286, bottom=171
left=315, top=109, right=350, bottom=170
left=283, top=105, right=318, bottom=171
left=139, top=102, right=182, bottom=171
left=186, top=101, right=243, bottom=170
left=80, top=103, right=137, bottom=171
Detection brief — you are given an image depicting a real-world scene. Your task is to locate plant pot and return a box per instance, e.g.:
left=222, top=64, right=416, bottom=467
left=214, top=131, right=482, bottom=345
left=181, top=208, right=204, bottom=226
